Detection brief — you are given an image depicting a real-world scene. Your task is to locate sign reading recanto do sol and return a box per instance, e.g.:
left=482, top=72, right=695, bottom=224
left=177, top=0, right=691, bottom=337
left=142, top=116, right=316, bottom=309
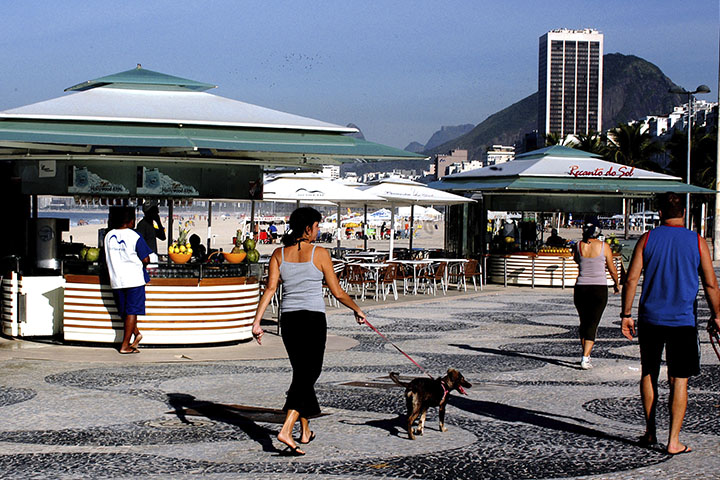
left=567, top=165, right=636, bottom=178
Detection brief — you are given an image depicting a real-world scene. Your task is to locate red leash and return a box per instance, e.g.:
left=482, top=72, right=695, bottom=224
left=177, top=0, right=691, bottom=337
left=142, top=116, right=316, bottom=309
left=710, top=330, right=720, bottom=362
left=363, top=318, right=434, bottom=379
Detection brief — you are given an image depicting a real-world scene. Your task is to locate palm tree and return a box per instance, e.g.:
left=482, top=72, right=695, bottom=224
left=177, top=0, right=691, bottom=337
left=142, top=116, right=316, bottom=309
left=544, top=132, right=567, bottom=147
left=606, top=123, right=663, bottom=171
left=666, top=126, right=718, bottom=189
left=570, top=132, right=609, bottom=157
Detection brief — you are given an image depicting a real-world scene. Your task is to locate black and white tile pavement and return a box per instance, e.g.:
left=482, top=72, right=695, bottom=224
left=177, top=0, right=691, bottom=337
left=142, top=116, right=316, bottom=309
left=0, top=286, right=718, bottom=479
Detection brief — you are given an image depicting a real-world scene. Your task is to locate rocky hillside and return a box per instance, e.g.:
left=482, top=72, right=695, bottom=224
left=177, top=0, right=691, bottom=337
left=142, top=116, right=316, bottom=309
left=424, top=53, right=685, bottom=159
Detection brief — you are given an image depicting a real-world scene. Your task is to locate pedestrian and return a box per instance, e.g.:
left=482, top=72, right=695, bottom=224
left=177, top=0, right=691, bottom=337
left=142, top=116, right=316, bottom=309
left=621, top=192, right=720, bottom=455
left=573, top=218, right=619, bottom=369
left=104, top=206, right=153, bottom=354
left=268, top=221, right=278, bottom=244
left=135, top=200, right=166, bottom=262
left=251, top=207, right=366, bottom=456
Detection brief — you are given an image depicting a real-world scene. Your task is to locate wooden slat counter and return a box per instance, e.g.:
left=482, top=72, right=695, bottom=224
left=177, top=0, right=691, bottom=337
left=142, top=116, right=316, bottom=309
left=488, top=253, right=622, bottom=288
left=63, top=274, right=259, bottom=344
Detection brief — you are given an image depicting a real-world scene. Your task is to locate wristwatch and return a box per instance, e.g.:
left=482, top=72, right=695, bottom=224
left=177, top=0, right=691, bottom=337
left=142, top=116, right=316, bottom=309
left=620, top=313, right=632, bottom=318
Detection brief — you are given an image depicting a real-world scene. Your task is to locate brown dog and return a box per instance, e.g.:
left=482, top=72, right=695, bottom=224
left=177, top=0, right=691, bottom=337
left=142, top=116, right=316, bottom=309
left=389, top=369, right=471, bottom=440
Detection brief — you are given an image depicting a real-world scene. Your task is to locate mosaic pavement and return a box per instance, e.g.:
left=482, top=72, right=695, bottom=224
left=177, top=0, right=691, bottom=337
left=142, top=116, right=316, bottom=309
left=0, top=285, right=719, bottom=479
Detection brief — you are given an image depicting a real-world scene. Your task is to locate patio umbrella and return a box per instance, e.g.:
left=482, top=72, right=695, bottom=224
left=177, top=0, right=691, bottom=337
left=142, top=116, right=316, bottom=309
left=263, top=173, right=385, bottom=251
left=361, top=177, right=473, bottom=257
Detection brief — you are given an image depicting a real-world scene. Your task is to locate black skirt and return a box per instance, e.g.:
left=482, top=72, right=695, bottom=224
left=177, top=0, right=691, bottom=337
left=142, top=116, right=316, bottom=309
left=280, top=310, right=327, bottom=418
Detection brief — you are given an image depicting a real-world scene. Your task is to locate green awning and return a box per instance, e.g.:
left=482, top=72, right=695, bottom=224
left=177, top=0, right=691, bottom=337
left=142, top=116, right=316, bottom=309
left=430, top=176, right=715, bottom=195
left=0, top=120, right=425, bottom=163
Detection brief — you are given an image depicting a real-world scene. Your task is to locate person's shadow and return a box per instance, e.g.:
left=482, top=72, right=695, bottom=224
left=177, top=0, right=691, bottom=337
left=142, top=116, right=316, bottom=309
left=450, top=343, right=581, bottom=370
left=167, top=393, right=279, bottom=453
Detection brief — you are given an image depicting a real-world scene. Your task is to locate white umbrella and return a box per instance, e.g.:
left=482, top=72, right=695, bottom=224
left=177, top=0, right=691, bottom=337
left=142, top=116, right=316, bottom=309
left=361, top=177, right=473, bottom=257
left=263, top=173, right=385, bottom=251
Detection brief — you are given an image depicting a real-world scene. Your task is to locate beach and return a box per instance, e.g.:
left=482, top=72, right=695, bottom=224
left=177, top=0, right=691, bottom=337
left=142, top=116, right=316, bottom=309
left=61, top=213, right=448, bottom=255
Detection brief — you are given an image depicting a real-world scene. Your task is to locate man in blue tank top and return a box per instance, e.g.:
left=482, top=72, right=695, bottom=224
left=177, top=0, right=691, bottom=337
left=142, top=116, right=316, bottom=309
left=622, top=192, right=720, bottom=455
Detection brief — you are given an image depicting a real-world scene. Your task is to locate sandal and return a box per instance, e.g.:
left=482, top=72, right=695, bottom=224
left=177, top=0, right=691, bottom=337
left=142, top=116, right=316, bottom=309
left=280, top=445, right=305, bottom=456
left=299, top=431, right=316, bottom=444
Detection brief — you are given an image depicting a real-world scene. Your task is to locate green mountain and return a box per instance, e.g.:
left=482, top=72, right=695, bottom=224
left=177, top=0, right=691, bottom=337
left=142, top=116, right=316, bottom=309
left=424, top=53, right=685, bottom=159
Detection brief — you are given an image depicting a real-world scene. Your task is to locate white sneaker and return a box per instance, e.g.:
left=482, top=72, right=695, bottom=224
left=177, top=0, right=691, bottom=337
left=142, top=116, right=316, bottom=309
left=580, top=359, right=593, bottom=370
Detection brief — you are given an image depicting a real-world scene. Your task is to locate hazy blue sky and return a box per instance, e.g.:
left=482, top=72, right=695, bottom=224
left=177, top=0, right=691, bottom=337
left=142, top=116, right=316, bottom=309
left=2, top=1, right=718, bottom=149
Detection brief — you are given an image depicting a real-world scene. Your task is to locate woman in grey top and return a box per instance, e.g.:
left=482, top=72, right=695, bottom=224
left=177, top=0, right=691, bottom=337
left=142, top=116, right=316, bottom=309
left=573, top=219, right=619, bottom=370
left=252, top=207, right=366, bottom=456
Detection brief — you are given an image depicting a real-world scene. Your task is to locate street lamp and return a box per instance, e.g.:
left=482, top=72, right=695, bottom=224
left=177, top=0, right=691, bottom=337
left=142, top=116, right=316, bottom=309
left=668, top=84, right=711, bottom=228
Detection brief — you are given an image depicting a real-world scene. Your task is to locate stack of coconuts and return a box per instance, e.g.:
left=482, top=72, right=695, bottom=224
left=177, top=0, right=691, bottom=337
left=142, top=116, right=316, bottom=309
left=231, top=232, right=260, bottom=263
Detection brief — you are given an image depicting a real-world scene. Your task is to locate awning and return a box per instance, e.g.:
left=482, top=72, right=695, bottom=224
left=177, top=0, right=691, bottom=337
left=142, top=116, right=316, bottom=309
left=0, top=120, right=424, bottom=164
left=430, top=176, right=715, bottom=195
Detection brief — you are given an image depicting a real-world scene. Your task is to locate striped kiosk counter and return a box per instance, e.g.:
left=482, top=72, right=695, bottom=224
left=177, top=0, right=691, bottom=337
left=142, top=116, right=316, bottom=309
left=488, top=253, right=622, bottom=288
left=63, top=274, right=259, bottom=344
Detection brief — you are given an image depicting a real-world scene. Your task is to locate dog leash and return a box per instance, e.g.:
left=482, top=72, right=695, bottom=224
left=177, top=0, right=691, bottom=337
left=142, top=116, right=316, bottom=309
left=710, top=330, right=720, bottom=362
left=363, top=318, right=434, bottom=379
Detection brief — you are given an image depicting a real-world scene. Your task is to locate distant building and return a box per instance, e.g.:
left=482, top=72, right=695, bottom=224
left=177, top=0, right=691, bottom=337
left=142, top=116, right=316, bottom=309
left=538, top=28, right=603, bottom=138
left=434, top=149, right=468, bottom=179
left=483, top=145, right=515, bottom=166
left=446, top=159, right=484, bottom=176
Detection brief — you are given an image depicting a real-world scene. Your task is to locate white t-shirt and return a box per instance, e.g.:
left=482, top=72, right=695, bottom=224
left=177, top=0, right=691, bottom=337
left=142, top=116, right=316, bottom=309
left=104, top=228, right=152, bottom=289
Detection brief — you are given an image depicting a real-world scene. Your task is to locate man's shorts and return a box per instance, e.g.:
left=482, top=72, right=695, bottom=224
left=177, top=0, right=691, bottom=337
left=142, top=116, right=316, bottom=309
left=112, top=286, right=146, bottom=317
left=638, top=322, right=700, bottom=378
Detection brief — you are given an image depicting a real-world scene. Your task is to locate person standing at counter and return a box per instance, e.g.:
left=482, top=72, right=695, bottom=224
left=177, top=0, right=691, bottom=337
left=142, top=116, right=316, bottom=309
left=105, top=207, right=152, bottom=354
left=573, top=218, right=619, bottom=370
left=136, top=200, right=165, bottom=262
left=252, top=207, right=366, bottom=456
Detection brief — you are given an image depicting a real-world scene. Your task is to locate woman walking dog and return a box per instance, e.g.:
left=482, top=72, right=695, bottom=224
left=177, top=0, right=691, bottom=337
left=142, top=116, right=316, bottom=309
left=252, top=207, right=366, bottom=456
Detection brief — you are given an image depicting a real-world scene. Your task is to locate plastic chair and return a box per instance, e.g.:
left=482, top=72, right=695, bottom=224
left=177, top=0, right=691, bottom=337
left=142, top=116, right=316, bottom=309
left=418, top=262, right=446, bottom=296
left=343, top=264, right=370, bottom=301
left=378, top=262, right=400, bottom=300
left=463, top=259, right=482, bottom=291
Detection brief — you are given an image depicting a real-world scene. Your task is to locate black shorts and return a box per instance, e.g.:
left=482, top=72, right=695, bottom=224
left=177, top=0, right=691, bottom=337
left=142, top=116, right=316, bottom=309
left=638, top=322, right=700, bottom=378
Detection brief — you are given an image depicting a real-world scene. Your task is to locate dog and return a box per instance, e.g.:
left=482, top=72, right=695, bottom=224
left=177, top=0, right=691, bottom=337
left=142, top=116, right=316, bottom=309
left=389, top=368, right=471, bottom=440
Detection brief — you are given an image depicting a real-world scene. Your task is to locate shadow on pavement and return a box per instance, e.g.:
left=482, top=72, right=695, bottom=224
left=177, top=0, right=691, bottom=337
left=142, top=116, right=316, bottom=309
left=450, top=343, right=581, bottom=370
left=167, top=393, right=280, bottom=453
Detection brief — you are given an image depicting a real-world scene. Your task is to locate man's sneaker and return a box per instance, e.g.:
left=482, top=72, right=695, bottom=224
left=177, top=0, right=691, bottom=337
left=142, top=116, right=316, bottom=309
left=580, top=359, right=593, bottom=370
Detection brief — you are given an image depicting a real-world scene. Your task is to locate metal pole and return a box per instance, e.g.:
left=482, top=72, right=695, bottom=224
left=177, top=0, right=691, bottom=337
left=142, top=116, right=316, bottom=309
left=714, top=33, right=720, bottom=259
left=207, top=201, right=212, bottom=249
left=409, top=204, right=415, bottom=252
left=168, top=201, right=174, bottom=245
left=250, top=200, right=255, bottom=240
left=686, top=93, right=693, bottom=229
left=363, top=204, right=368, bottom=251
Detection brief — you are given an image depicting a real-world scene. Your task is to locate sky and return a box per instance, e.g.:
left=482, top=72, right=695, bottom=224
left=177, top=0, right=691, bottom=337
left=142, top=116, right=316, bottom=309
left=1, top=1, right=718, bottom=149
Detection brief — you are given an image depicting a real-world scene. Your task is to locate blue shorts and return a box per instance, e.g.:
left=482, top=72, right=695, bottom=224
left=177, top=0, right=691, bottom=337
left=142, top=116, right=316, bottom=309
left=113, top=286, right=146, bottom=317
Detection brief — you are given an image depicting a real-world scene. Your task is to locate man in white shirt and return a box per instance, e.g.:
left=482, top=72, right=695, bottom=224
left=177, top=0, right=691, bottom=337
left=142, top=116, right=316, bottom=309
left=105, top=207, right=153, bottom=354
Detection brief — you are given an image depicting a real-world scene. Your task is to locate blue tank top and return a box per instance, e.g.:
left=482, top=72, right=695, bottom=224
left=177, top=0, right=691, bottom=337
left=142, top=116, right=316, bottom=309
left=279, top=245, right=326, bottom=313
left=639, top=225, right=701, bottom=327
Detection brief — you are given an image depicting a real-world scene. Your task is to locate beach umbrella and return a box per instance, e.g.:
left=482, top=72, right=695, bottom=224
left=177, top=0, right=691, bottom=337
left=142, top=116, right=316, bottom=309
left=263, top=173, right=385, bottom=251
left=361, top=177, right=473, bottom=257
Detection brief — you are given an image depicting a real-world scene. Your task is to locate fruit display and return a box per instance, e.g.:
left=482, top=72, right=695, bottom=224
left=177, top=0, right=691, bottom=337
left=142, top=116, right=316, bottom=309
left=239, top=236, right=260, bottom=263
left=168, top=224, right=192, bottom=262
left=538, top=246, right=571, bottom=255
left=79, top=246, right=100, bottom=262
left=605, top=235, right=622, bottom=254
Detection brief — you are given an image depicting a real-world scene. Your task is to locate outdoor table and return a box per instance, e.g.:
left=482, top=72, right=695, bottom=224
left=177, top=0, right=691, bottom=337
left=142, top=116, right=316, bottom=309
left=430, top=258, right=469, bottom=290
left=355, top=263, right=389, bottom=301
left=389, top=259, right=433, bottom=295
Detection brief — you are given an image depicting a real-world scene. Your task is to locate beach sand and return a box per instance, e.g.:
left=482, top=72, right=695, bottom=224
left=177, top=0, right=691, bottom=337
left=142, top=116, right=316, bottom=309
left=63, top=214, right=447, bottom=256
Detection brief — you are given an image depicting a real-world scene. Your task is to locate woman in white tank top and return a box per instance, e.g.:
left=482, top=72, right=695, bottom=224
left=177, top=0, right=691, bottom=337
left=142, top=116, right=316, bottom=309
left=252, top=207, right=366, bottom=456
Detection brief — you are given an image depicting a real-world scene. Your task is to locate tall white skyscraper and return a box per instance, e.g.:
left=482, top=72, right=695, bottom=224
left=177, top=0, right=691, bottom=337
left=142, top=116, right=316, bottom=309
left=538, top=28, right=603, bottom=137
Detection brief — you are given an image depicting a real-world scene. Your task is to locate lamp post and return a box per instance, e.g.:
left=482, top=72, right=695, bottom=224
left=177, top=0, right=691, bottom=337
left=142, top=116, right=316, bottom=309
left=669, top=85, right=711, bottom=229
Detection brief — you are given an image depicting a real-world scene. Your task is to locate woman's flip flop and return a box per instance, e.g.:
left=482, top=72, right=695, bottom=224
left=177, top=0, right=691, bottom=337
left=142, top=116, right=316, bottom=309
left=299, top=431, right=316, bottom=444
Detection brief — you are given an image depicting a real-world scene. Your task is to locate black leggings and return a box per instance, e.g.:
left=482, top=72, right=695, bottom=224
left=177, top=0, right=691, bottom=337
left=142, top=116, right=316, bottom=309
left=280, top=310, right=327, bottom=418
left=573, top=285, right=608, bottom=341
